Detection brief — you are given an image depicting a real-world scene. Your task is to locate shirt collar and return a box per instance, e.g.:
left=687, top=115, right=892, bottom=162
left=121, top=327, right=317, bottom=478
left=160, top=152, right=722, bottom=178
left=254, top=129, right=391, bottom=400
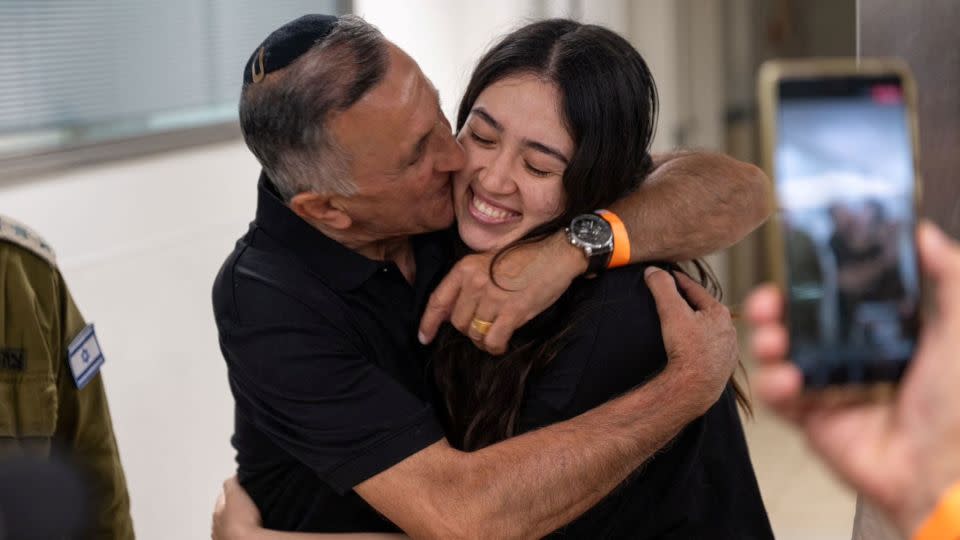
left=253, top=171, right=381, bottom=291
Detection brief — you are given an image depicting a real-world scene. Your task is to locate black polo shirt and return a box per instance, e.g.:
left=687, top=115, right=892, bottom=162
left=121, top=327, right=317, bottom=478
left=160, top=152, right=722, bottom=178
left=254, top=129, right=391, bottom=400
left=212, top=174, right=447, bottom=532
left=512, top=267, right=774, bottom=539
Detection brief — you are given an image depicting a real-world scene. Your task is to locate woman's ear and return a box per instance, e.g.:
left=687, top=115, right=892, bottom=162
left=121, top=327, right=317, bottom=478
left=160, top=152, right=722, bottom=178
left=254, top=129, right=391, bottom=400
left=289, top=192, right=352, bottom=230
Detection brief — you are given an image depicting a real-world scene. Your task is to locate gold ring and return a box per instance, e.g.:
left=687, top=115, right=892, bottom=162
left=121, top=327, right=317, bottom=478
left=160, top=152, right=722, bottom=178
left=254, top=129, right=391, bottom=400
left=470, top=318, right=494, bottom=336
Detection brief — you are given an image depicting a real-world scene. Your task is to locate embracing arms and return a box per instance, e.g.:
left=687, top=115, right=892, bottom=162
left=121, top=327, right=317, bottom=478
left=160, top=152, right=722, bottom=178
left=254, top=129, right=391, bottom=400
left=222, top=271, right=736, bottom=540
left=418, top=151, right=772, bottom=353
left=363, top=271, right=734, bottom=539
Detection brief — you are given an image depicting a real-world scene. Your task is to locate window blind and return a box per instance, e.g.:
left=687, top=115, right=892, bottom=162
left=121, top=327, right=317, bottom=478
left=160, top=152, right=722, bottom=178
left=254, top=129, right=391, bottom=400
left=0, top=0, right=345, bottom=159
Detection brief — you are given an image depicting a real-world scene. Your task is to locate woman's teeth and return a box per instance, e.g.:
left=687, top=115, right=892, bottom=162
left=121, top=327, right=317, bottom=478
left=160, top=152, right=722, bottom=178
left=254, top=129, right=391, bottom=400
left=472, top=194, right=519, bottom=222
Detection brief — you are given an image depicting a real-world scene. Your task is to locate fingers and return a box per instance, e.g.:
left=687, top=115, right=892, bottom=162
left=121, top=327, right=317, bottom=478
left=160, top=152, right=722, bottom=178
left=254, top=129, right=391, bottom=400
left=467, top=300, right=498, bottom=343
left=223, top=475, right=241, bottom=494
left=753, top=363, right=804, bottom=411
left=482, top=312, right=520, bottom=356
left=918, top=221, right=960, bottom=310
left=449, top=286, right=481, bottom=337
left=644, top=266, right=690, bottom=325
left=917, top=220, right=951, bottom=279
left=214, top=486, right=226, bottom=513
left=750, top=324, right=789, bottom=365
left=469, top=293, right=519, bottom=355
left=673, top=271, right=723, bottom=314
left=745, top=284, right=783, bottom=326
left=418, top=271, right=463, bottom=344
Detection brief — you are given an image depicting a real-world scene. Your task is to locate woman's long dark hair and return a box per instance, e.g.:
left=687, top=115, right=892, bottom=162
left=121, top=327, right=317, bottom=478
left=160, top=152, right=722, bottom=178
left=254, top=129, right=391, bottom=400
left=433, top=19, right=749, bottom=452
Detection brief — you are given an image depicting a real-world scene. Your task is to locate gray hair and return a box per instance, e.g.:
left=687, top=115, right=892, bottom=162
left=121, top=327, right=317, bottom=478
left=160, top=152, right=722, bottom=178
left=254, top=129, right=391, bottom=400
left=239, top=15, right=389, bottom=201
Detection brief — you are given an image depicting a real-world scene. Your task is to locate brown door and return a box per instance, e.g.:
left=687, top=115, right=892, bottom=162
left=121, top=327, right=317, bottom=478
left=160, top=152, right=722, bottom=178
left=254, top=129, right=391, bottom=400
left=861, top=0, right=960, bottom=237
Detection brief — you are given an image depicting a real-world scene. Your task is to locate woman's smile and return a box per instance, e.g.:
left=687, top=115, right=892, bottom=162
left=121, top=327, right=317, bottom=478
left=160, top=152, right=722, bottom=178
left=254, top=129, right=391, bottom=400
left=467, top=187, right=522, bottom=225
left=453, top=74, right=571, bottom=252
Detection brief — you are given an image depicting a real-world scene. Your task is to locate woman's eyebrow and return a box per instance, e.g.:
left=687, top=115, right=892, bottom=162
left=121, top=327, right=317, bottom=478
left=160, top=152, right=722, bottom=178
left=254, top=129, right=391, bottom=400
left=471, top=107, right=503, bottom=131
left=523, top=140, right=569, bottom=165
left=472, top=106, right=569, bottom=165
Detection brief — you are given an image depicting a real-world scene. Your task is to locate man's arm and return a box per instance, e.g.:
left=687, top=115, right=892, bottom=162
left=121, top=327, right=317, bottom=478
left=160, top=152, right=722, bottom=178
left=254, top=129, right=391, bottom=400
left=365, top=270, right=736, bottom=539
left=611, top=151, right=772, bottom=262
left=419, top=151, right=771, bottom=353
left=212, top=477, right=407, bottom=540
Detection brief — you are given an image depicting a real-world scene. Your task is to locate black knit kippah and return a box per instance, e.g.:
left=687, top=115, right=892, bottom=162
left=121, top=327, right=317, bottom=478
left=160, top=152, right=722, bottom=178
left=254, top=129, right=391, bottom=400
left=242, top=14, right=339, bottom=86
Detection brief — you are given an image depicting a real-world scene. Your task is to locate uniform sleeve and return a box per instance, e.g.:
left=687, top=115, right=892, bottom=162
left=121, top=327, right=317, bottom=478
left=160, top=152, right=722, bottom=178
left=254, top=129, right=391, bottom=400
left=520, top=267, right=668, bottom=427
left=223, top=316, right=444, bottom=494
left=54, top=276, right=135, bottom=540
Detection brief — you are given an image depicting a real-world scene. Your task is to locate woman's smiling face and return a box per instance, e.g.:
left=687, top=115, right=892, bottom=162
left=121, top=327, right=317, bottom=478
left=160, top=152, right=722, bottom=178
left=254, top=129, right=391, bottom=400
left=453, top=74, right=574, bottom=252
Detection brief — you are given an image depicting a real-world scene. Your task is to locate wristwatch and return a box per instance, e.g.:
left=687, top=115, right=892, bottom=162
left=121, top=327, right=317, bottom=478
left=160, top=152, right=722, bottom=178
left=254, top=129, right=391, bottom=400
left=566, top=213, right=614, bottom=276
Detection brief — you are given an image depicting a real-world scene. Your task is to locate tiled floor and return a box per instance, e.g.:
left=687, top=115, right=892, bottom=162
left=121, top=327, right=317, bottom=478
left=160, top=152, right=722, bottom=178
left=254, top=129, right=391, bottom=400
left=739, top=345, right=859, bottom=540
left=742, top=404, right=858, bottom=540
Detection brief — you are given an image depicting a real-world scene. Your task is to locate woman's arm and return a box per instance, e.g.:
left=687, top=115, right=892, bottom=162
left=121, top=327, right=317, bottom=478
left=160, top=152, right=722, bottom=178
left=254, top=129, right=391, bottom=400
left=212, top=477, right=408, bottom=540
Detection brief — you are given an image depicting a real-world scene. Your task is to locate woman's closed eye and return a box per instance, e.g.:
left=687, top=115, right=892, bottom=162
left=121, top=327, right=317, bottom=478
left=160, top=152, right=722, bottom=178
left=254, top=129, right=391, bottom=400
left=524, top=161, right=552, bottom=177
left=469, top=129, right=496, bottom=147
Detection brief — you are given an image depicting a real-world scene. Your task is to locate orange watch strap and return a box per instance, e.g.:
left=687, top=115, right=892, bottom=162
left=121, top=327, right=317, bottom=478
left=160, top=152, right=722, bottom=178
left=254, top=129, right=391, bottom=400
left=914, top=480, right=960, bottom=540
left=596, top=209, right=630, bottom=268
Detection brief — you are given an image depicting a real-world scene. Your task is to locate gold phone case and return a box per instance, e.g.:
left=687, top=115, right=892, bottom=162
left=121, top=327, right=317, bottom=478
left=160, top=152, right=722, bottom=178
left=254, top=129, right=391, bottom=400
left=756, top=57, right=923, bottom=388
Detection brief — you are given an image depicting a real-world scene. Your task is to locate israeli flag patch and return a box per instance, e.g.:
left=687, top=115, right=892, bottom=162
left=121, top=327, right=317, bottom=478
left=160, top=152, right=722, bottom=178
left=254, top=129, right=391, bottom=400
left=67, top=324, right=105, bottom=389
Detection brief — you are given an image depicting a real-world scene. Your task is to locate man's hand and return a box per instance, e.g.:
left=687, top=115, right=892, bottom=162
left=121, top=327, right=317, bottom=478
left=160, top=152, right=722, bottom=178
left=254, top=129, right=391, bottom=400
left=418, top=151, right=771, bottom=355
left=644, top=266, right=738, bottom=414
left=212, top=476, right=262, bottom=540
left=418, top=231, right=587, bottom=355
left=746, top=221, right=960, bottom=538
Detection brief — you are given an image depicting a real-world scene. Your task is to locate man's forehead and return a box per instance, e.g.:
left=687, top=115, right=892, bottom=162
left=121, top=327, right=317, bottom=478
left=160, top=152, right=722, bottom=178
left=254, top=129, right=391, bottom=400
left=365, top=43, right=436, bottom=111
left=330, top=44, right=441, bottom=165
left=357, top=46, right=439, bottom=131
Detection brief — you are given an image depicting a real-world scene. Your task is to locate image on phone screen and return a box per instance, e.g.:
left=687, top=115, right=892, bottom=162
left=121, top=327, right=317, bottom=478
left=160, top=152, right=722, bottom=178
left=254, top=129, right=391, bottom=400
left=775, top=74, right=920, bottom=386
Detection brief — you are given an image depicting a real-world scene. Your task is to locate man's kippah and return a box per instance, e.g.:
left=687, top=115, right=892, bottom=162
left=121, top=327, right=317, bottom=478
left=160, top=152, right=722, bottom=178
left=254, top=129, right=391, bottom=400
left=242, top=14, right=339, bottom=86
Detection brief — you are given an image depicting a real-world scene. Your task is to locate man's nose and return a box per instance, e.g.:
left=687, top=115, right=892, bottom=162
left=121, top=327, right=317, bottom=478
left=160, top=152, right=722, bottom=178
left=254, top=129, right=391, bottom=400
left=436, top=129, right=466, bottom=172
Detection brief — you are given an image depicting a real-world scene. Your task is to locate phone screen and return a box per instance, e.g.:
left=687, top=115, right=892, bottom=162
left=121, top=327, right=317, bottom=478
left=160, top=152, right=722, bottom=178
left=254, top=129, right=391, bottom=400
left=775, top=74, right=919, bottom=386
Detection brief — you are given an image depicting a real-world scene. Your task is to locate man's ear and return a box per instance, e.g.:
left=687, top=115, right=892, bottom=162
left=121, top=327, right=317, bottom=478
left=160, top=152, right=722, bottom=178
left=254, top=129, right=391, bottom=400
left=289, top=192, right=352, bottom=230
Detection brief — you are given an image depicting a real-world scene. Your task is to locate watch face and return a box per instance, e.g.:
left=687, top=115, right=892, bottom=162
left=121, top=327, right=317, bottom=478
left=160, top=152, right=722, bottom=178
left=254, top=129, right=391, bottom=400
left=571, top=215, right=612, bottom=248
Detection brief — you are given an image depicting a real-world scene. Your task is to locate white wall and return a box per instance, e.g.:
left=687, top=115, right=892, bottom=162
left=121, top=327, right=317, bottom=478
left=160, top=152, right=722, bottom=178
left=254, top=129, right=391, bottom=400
left=0, top=3, right=730, bottom=537
left=1, top=141, right=259, bottom=539
left=356, top=0, right=728, bottom=153
left=354, top=0, right=547, bottom=122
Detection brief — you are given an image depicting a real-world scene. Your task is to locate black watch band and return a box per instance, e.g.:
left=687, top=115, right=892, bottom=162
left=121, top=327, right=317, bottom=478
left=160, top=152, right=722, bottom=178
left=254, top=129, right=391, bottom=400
left=586, top=246, right=613, bottom=276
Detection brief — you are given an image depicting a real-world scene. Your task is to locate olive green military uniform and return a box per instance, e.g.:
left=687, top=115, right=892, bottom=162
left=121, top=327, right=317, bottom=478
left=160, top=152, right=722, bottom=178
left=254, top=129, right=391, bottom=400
left=0, top=215, right=134, bottom=539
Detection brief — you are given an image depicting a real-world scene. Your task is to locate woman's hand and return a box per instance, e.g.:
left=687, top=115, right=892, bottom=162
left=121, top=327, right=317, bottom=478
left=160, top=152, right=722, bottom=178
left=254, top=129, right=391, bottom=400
left=418, top=231, right=587, bottom=355
left=212, top=476, right=263, bottom=540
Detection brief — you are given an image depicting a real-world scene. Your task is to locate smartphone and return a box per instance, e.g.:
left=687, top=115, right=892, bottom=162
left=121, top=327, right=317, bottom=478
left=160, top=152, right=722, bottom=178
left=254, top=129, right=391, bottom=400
left=758, top=58, right=922, bottom=388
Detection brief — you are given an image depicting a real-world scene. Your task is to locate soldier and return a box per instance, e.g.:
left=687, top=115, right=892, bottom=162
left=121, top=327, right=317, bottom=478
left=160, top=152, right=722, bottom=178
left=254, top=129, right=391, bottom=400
left=0, top=214, right=134, bottom=539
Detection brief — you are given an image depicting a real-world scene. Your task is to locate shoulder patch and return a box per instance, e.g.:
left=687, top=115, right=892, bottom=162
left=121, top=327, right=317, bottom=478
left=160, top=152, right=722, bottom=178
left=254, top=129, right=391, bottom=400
left=0, top=215, right=56, bottom=267
left=67, top=324, right=104, bottom=389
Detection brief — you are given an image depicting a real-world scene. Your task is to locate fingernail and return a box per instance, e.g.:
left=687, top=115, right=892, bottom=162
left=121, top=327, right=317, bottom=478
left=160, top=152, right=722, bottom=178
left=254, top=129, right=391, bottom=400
left=418, top=331, right=428, bottom=345
left=644, top=266, right=661, bottom=278
left=922, top=221, right=946, bottom=251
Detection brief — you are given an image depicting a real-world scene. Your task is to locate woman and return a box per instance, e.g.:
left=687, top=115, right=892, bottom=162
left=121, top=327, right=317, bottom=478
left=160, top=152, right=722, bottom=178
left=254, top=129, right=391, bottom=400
left=216, top=19, right=771, bottom=539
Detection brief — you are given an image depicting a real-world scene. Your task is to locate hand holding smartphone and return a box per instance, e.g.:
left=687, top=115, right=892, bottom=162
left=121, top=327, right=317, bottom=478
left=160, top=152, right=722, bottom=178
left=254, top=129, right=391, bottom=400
left=758, top=58, right=922, bottom=388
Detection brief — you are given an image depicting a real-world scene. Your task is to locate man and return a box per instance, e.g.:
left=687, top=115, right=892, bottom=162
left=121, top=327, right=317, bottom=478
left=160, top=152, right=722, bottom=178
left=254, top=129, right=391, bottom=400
left=214, top=14, right=770, bottom=537
left=829, top=201, right=908, bottom=344
left=0, top=214, right=133, bottom=539
left=746, top=221, right=960, bottom=540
